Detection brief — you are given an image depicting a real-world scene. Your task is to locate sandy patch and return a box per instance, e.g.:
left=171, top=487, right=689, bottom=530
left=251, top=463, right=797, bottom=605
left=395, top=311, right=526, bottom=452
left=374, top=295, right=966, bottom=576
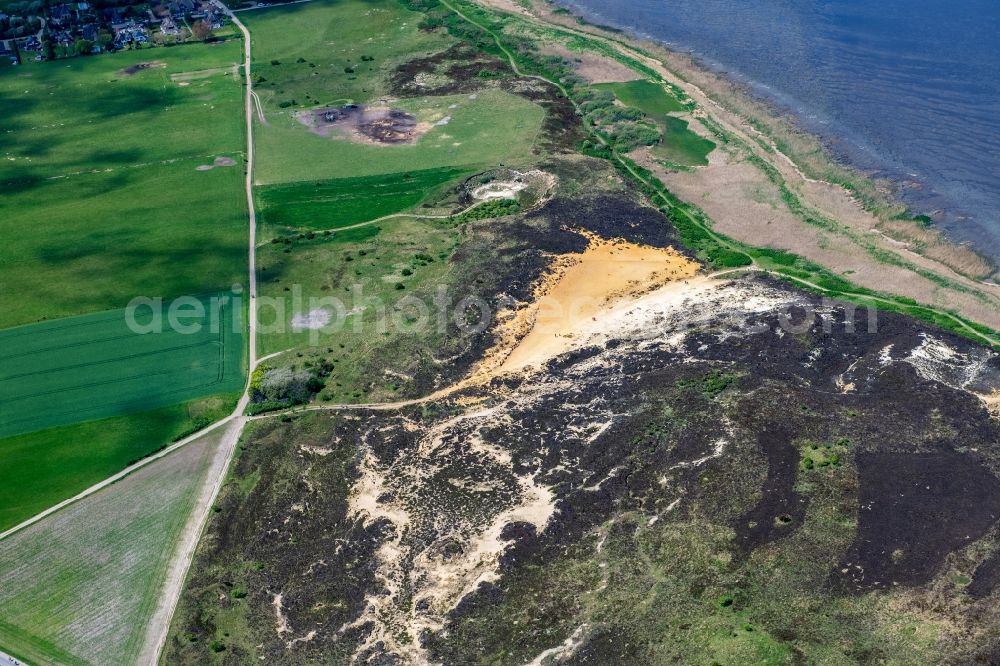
left=344, top=405, right=557, bottom=663
left=477, top=0, right=531, bottom=16
left=195, top=156, right=238, bottom=171
left=540, top=43, right=642, bottom=84
left=526, top=624, right=591, bottom=665
left=472, top=179, right=529, bottom=200
left=981, top=390, right=1000, bottom=418
left=475, top=232, right=700, bottom=378
left=291, top=309, right=331, bottom=331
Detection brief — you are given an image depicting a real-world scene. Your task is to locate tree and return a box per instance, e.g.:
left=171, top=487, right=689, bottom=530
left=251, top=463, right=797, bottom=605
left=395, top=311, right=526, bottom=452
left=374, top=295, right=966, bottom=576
left=190, top=19, right=211, bottom=41
left=73, top=38, right=94, bottom=56
left=97, top=30, right=113, bottom=50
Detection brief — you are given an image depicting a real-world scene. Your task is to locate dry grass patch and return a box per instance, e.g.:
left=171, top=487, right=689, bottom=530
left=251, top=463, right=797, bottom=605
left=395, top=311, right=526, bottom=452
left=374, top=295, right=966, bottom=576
left=0, top=427, right=229, bottom=666
left=539, top=42, right=643, bottom=84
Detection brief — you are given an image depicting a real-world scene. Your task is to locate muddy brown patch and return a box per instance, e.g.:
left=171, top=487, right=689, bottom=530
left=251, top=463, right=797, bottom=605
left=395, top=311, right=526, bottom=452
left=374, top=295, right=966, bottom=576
left=297, top=104, right=423, bottom=145
left=118, top=61, right=165, bottom=77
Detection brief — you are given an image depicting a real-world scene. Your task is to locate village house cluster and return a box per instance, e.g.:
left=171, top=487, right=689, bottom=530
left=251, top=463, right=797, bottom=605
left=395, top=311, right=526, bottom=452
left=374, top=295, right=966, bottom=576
left=0, top=0, right=226, bottom=64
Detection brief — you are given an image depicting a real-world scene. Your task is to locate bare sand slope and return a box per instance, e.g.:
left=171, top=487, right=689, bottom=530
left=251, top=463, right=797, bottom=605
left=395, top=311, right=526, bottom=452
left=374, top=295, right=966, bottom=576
left=472, top=232, right=700, bottom=380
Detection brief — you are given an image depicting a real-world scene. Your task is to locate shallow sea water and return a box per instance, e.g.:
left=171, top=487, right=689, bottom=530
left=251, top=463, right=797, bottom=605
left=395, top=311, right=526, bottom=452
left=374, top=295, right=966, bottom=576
left=557, top=0, right=1000, bottom=262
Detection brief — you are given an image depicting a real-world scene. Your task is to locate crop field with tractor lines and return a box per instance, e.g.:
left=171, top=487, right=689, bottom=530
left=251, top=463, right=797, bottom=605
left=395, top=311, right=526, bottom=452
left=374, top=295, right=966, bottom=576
left=0, top=294, right=245, bottom=439
left=0, top=425, right=231, bottom=666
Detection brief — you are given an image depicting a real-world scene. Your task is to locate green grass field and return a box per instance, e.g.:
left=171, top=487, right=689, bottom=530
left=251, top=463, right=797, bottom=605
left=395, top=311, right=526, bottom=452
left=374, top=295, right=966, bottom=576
left=253, top=88, right=546, bottom=185
left=256, top=166, right=469, bottom=233
left=0, top=293, right=245, bottom=439
left=0, top=394, right=238, bottom=531
left=0, top=43, right=248, bottom=328
left=595, top=79, right=685, bottom=114
left=0, top=425, right=230, bottom=666
left=595, top=80, right=715, bottom=166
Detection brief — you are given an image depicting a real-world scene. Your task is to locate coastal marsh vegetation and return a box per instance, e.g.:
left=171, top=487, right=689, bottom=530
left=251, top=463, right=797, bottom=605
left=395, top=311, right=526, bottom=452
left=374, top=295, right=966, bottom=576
left=532, top=0, right=995, bottom=280
left=0, top=426, right=230, bottom=666
left=594, top=79, right=685, bottom=114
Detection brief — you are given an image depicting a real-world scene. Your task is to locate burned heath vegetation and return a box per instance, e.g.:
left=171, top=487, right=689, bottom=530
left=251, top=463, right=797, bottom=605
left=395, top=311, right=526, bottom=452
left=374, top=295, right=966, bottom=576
left=168, top=253, right=1000, bottom=664
left=163, top=1, right=1000, bottom=664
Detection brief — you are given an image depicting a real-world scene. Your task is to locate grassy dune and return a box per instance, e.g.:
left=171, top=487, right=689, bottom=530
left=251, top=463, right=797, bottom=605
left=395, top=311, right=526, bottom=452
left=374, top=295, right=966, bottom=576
left=245, top=0, right=551, bottom=386
left=255, top=214, right=459, bottom=372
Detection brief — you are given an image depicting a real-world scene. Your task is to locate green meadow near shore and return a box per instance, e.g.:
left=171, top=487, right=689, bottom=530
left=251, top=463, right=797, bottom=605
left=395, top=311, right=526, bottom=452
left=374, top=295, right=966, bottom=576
left=594, top=80, right=716, bottom=166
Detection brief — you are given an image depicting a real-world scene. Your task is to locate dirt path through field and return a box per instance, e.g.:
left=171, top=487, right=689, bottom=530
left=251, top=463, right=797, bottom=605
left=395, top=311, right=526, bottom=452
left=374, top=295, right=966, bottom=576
left=138, top=416, right=247, bottom=665
left=139, top=3, right=262, bottom=661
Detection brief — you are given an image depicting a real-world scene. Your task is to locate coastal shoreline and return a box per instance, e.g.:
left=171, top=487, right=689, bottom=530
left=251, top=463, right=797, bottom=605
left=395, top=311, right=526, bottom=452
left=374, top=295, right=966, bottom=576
left=542, top=0, right=998, bottom=277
